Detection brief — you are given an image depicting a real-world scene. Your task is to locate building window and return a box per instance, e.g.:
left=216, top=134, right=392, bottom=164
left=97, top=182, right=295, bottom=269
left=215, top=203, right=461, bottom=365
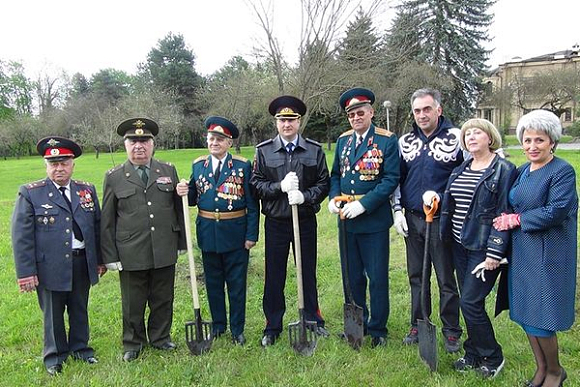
left=484, top=109, right=493, bottom=122
left=564, top=108, right=572, bottom=122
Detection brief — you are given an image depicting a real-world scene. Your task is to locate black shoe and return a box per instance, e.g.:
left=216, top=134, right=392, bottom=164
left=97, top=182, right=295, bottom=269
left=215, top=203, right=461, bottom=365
left=314, top=326, right=330, bottom=338
left=153, top=341, right=176, bottom=351
left=475, top=358, right=505, bottom=379
left=444, top=335, right=461, bottom=353
left=46, top=364, right=62, bottom=376
left=402, top=327, right=419, bottom=345
left=371, top=336, right=387, bottom=348
left=232, top=333, right=246, bottom=346
left=72, top=353, right=98, bottom=364
left=453, top=356, right=479, bottom=372
left=212, top=330, right=225, bottom=339
left=123, top=350, right=140, bottom=362
left=260, top=334, right=277, bottom=347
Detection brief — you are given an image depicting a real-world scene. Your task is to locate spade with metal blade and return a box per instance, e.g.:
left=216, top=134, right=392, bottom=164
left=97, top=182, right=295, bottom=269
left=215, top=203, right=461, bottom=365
left=288, top=204, right=318, bottom=356
left=417, top=196, right=439, bottom=371
left=181, top=187, right=213, bottom=355
left=334, top=195, right=364, bottom=350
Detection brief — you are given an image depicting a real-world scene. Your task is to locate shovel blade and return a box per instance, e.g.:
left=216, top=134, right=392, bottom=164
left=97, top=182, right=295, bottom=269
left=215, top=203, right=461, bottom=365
left=418, top=318, right=438, bottom=371
left=185, top=320, right=213, bottom=356
left=343, top=303, right=364, bottom=350
left=288, top=319, right=317, bottom=357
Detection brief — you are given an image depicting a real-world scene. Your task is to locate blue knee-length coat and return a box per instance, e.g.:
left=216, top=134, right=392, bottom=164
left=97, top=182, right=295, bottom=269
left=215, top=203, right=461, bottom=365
left=508, top=157, right=578, bottom=331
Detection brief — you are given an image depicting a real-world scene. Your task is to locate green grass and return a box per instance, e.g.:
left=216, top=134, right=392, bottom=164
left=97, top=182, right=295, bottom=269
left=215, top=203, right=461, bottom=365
left=1, top=147, right=579, bottom=386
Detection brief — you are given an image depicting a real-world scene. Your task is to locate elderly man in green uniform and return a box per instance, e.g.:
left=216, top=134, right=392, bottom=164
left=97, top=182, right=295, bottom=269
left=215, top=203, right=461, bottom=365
left=176, top=116, right=259, bottom=346
left=101, top=118, right=186, bottom=362
left=12, top=137, right=106, bottom=375
left=328, top=88, right=400, bottom=347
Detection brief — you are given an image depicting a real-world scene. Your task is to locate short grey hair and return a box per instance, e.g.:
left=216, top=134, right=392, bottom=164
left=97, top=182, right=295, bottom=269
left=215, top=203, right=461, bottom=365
left=411, top=88, right=442, bottom=107
left=516, top=109, right=562, bottom=145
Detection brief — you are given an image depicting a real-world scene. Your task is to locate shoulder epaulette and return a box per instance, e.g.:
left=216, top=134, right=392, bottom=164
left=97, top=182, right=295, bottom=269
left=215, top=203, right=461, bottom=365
left=193, top=155, right=208, bottom=164
left=73, top=179, right=93, bottom=186
left=304, top=138, right=322, bottom=147
left=158, top=160, right=173, bottom=166
left=256, top=138, right=274, bottom=148
left=25, top=179, right=47, bottom=189
left=231, top=154, right=249, bottom=163
left=374, top=127, right=394, bottom=137
left=339, top=129, right=354, bottom=138
left=107, top=164, right=123, bottom=175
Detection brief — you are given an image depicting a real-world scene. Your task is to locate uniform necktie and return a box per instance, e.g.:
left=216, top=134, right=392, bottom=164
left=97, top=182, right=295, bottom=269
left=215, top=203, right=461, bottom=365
left=286, top=142, right=295, bottom=154
left=215, top=160, right=222, bottom=181
left=59, top=186, right=83, bottom=241
left=355, top=135, right=363, bottom=150
left=138, top=165, right=148, bottom=185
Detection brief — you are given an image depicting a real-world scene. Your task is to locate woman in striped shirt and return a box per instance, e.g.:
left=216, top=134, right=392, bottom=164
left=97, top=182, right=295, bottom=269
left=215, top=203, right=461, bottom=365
left=440, top=118, right=517, bottom=379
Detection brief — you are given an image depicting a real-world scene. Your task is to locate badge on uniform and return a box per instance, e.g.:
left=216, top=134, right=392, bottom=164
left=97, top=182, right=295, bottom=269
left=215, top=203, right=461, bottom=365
left=156, top=176, right=172, bottom=184
left=77, top=189, right=95, bottom=210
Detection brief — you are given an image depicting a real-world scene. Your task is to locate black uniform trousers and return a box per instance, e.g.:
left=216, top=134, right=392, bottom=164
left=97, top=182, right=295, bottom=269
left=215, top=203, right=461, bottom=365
left=404, top=212, right=462, bottom=338
left=263, top=216, right=324, bottom=335
left=202, top=249, right=249, bottom=337
left=36, top=251, right=93, bottom=368
left=119, top=265, right=175, bottom=351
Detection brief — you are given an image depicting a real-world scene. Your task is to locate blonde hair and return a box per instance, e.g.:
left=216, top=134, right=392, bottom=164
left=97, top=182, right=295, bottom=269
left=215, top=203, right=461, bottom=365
left=460, top=118, right=502, bottom=151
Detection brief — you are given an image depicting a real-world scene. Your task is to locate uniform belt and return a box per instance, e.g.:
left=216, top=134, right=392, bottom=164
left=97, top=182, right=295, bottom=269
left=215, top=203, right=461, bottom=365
left=72, top=248, right=86, bottom=256
left=340, top=193, right=365, bottom=201
left=198, top=209, right=246, bottom=221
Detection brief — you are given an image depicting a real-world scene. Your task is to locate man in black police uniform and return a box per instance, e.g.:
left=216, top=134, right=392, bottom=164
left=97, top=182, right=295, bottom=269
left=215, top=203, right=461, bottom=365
left=176, top=116, right=259, bottom=345
left=12, top=136, right=106, bottom=376
left=101, top=118, right=186, bottom=362
left=251, top=95, right=330, bottom=347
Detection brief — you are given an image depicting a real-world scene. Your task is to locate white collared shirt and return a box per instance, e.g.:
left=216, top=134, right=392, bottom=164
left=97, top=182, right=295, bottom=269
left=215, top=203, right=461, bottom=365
left=52, top=181, right=85, bottom=249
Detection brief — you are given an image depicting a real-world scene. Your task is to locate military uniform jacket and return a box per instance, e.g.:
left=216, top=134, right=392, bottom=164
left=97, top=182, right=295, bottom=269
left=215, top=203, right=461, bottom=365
left=250, top=134, right=330, bottom=220
left=188, top=153, right=259, bottom=253
left=12, top=178, right=102, bottom=291
left=101, top=159, right=186, bottom=271
left=329, top=124, right=400, bottom=233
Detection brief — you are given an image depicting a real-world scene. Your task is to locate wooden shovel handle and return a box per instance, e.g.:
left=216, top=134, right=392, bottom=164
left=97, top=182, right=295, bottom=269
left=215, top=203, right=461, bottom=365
left=291, top=204, right=305, bottom=310
left=181, top=179, right=200, bottom=310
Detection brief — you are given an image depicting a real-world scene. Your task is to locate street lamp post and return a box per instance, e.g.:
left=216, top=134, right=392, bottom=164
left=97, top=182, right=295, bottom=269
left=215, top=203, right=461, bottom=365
left=382, top=100, right=391, bottom=131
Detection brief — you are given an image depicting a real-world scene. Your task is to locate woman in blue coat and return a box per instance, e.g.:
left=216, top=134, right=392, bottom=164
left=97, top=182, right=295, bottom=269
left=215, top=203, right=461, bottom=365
left=494, top=110, right=577, bottom=387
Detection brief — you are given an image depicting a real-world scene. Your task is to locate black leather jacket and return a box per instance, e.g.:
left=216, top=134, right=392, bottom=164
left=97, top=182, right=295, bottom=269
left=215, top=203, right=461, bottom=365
left=250, top=135, right=329, bottom=220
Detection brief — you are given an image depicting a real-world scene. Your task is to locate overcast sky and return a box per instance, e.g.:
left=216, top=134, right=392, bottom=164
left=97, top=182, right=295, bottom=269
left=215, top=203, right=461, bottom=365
left=2, top=0, right=579, bottom=79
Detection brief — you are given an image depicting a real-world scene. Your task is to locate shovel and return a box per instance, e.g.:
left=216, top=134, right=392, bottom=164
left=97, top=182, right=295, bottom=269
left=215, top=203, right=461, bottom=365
left=288, top=204, right=318, bottom=356
left=417, top=196, right=439, bottom=371
left=334, top=195, right=364, bottom=350
left=181, top=186, right=213, bottom=355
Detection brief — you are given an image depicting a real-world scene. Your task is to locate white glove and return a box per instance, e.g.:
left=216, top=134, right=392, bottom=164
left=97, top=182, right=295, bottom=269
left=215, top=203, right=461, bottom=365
left=342, top=201, right=365, bottom=219
left=471, top=258, right=508, bottom=282
left=288, top=190, right=305, bottom=205
left=422, top=190, right=440, bottom=207
left=393, top=210, right=408, bottom=237
left=281, top=172, right=299, bottom=193
left=105, top=262, right=123, bottom=271
left=327, top=199, right=340, bottom=214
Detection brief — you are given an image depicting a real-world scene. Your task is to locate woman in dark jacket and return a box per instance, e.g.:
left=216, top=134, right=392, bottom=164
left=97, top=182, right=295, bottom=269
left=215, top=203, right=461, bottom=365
left=440, top=118, right=517, bottom=378
left=494, top=110, right=577, bottom=387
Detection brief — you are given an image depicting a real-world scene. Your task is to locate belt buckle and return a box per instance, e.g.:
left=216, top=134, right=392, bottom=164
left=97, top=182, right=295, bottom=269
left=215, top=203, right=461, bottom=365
left=214, top=212, right=220, bottom=222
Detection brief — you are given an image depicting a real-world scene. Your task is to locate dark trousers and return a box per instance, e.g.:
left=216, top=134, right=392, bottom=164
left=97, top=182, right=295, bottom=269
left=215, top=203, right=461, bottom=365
left=202, top=248, right=249, bottom=337
left=452, top=241, right=503, bottom=364
left=37, top=254, right=92, bottom=368
left=340, top=228, right=390, bottom=338
left=405, top=212, right=462, bottom=337
left=263, top=216, right=324, bottom=335
left=119, top=265, right=175, bottom=351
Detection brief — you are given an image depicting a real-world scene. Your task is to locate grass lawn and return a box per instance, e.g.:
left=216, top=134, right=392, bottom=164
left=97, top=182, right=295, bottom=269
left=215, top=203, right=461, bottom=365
left=0, top=146, right=579, bottom=386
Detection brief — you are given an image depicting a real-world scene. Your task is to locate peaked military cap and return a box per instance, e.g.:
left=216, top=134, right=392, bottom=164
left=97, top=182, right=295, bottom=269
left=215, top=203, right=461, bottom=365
left=117, top=118, right=159, bottom=138
left=268, top=95, right=307, bottom=119
left=36, top=136, right=82, bottom=160
left=205, top=116, right=239, bottom=139
left=339, top=87, right=375, bottom=112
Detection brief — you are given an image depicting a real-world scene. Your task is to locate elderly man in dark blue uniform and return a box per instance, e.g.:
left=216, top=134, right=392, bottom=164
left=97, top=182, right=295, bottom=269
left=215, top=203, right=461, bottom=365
left=177, top=116, right=259, bottom=346
left=251, top=96, right=330, bottom=347
left=328, top=88, right=400, bottom=347
left=12, top=137, right=106, bottom=376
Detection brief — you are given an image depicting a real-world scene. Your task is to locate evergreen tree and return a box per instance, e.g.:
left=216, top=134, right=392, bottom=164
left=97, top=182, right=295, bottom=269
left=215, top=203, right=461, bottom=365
left=395, top=0, right=494, bottom=122
left=337, top=7, right=381, bottom=71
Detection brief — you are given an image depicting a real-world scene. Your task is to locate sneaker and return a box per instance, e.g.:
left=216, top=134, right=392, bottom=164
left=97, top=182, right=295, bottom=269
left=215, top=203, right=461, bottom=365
left=453, top=356, right=479, bottom=372
left=313, top=326, right=330, bottom=338
left=444, top=335, right=461, bottom=353
left=402, top=328, right=419, bottom=345
left=476, top=358, right=505, bottom=378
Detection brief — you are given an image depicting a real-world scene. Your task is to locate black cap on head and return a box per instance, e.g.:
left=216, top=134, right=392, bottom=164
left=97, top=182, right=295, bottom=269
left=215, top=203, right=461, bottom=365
left=117, top=118, right=159, bottom=139
left=205, top=116, right=239, bottom=139
left=37, top=136, right=82, bottom=161
left=268, top=96, right=307, bottom=119
left=339, top=87, right=375, bottom=112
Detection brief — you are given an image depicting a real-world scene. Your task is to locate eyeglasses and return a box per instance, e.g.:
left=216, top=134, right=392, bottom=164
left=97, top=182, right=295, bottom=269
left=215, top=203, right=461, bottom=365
left=347, top=110, right=366, bottom=119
